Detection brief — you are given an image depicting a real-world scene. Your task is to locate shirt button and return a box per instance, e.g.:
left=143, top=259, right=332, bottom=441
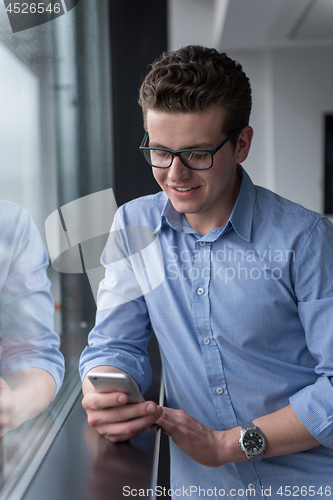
left=203, top=338, right=210, bottom=345
left=216, top=387, right=223, bottom=395
left=197, top=287, right=205, bottom=295
left=248, top=484, right=255, bottom=490
left=199, top=241, right=206, bottom=246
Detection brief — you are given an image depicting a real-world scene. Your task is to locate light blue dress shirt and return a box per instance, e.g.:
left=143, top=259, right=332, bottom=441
left=80, top=166, right=333, bottom=499
left=0, top=200, right=64, bottom=394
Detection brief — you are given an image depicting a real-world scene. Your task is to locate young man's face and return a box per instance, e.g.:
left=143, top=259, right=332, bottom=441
left=146, top=108, right=253, bottom=235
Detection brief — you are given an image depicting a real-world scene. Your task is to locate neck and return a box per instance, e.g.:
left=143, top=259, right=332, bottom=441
left=185, top=172, right=241, bottom=236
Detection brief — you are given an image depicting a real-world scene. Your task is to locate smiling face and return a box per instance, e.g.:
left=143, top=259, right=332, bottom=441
left=147, top=108, right=253, bottom=235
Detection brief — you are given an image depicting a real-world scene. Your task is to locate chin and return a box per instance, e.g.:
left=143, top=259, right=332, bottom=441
left=170, top=199, right=191, bottom=211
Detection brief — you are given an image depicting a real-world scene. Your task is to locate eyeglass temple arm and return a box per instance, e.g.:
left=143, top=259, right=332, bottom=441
left=140, top=131, right=148, bottom=148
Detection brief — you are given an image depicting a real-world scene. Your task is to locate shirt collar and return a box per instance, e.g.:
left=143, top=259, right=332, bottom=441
left=154, top=197, right=183, bottom=234
left=155, top=165, right=256, bottom=242
left=228, top=165, right=256, bottom=242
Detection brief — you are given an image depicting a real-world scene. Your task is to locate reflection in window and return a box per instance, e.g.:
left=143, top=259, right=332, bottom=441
left=0, top=0, right=113, bottom=497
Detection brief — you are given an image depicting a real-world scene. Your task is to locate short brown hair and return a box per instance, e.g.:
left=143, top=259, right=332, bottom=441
left=139, top=45, right=252, bottom=145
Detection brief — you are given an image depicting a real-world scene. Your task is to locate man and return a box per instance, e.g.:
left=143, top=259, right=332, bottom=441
left=80, top=46, right=333, bottom=498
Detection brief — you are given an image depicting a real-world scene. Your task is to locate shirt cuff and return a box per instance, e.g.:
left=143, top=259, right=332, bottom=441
left=2, top=358, right=65, bottom=401
left=79, top=349, right=152, bottom=394
left=289, top=376, right=333, bottom=448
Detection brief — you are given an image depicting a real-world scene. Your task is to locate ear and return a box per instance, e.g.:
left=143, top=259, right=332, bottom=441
left=234, top=126, right=253, bottom=164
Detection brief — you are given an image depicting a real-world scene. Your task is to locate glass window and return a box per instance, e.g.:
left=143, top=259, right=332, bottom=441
left=0, top=1, right=113, bottom=497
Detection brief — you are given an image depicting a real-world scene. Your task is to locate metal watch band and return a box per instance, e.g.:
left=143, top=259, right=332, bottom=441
left=241, top=421, right=256, bottom=431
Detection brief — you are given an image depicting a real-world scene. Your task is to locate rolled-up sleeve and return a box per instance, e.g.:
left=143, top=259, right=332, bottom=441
left=290, top=218, right=333, bottom=447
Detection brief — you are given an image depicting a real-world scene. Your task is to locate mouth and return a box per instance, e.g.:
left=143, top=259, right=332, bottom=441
left=168, top=185, right=200, bottom=199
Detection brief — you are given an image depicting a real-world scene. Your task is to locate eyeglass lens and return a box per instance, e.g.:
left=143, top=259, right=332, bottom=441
left=144, top=149, right=212, bottom=169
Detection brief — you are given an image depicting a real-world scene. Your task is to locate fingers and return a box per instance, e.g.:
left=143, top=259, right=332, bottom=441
left=95, top=408, right=162, bottom=443
left=82, top=390, right=129, bottom=412
left=100, top=410, right=162, bottom=442
left=156, top=407, right=225, bottom=467
left=156, top=407, right=184, bottom=438
left=82, top=389, right=163, bottom=443
left=86, top=400, right=160, bottom=426
left=82, top=390, right=160, bottom=418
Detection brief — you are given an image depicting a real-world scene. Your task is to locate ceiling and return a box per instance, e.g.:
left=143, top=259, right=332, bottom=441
left=217, top=0, right=333, bottom=50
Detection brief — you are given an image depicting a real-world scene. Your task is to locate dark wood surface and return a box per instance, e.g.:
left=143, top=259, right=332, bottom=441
left=23, top=395, right=159, bottom=500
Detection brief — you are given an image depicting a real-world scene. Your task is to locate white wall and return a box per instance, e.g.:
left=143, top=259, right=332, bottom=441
left=168, top=0, right=217, bottom=50
left=228, top=47, right=333, bottom=213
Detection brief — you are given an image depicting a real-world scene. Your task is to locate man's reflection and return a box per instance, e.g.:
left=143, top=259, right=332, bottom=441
left=0, top=201, right=65, bottom=434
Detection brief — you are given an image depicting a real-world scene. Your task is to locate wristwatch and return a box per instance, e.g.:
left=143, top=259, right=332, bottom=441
left=239, top=422, right=266, bottom=461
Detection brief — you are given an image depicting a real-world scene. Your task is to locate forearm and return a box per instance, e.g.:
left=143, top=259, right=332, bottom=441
left=221, top=404, right=320, bottom=465
left=5, top=368, right=56, bottom=428
left=254, top=404, right=320, bottom=457
left=157, top=403, right=321, bottom=468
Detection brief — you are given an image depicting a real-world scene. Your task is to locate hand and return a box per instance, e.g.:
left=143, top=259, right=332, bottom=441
left=156, top=407, right=235, bottom=467
left=82, top=379, right=163, bottom=443
left=0, top=370, right=56, bottom=435
left=0, top=377, right=18, bottom=434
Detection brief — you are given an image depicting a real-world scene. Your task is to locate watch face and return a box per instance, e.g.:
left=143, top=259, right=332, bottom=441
left=243, top=431, right=265, bottom=454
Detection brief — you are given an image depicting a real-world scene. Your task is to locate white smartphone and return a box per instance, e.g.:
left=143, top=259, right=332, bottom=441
left=87, top=372, right=144, bottom=403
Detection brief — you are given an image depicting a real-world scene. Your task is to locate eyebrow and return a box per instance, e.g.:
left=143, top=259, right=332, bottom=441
left=148, top=142, right=214, bottom=150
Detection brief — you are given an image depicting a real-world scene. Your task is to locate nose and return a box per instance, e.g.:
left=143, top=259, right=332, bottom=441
left=167, top=155, right=191, bottom=182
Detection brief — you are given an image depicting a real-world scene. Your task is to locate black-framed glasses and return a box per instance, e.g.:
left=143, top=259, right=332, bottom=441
left=139, top=130, right=237, bottom=170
